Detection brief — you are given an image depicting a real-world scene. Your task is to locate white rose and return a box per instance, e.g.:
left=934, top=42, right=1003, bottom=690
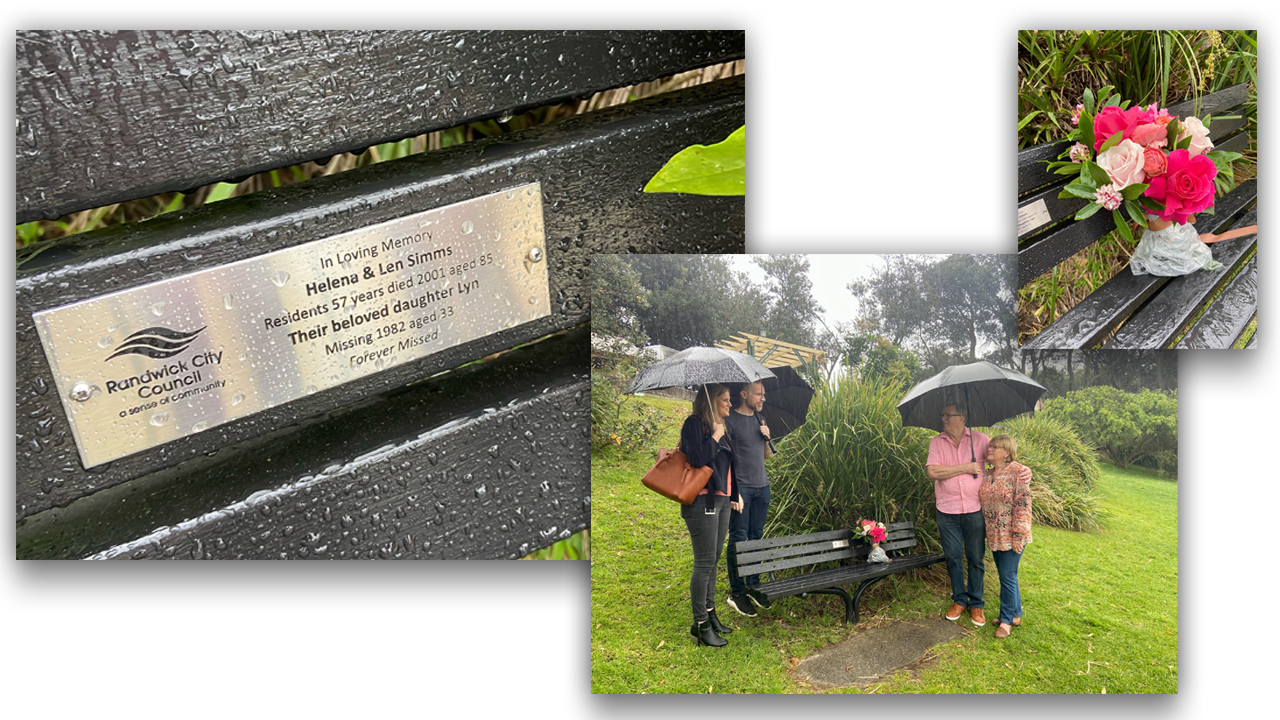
left=1096, top=139, right=1147, bottom=189
left=1178, top=116, right=1215, bottom=157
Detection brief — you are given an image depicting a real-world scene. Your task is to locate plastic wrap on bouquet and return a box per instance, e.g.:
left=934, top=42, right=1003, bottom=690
left=1130, top=220, right=1222, bottom=276
left=867, top=545, right=890, bottom=563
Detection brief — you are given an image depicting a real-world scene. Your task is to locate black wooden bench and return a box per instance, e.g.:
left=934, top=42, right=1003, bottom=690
left=16, top=30, right=745, bottom=559
left=1018, top=83, right=1257, bottom=349
left=731, top=522, right=944, bottom=624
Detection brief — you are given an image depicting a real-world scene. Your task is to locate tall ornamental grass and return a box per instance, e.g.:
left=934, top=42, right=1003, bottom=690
left=765, top=371, right=938, bottom=547
left=999, top=414, right=1105, bottom=532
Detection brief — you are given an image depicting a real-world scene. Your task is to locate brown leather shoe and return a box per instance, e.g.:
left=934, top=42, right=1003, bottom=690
left=945, top=603, right=966, bottom=621
left=994, top=622, right=1012, bottom=638
left=1011, top=617, right=1022, bottom=627
left=969, top=607, right=986, bottom=626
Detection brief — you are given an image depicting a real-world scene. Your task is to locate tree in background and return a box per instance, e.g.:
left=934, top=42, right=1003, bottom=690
left=1020, top=350, right=1176, bottom=396
left=622, top=254, right=768, bottom=350
left=840, top=319, right=923, bottom=385
left=1041, top=385, right=1178, bottom=477
left=753, top=254, right=823, bottom=348
left=590, top=255, right=652, bottom=349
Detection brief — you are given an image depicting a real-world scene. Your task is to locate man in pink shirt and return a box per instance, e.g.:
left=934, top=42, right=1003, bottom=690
left=927, top=401, right=1032, bottom=627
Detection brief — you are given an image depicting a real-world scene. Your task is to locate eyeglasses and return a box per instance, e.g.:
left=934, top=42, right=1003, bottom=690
left=941, top=413, right=963, bottom=420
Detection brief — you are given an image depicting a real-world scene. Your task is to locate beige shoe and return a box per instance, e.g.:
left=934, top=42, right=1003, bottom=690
left=969, top=607, right=986, bottom=626
left=994, top=623, right=1012, bottom=638
left=1012, top=617, right=1022, bottom=627
left=945, top=603, right=966, bottom=621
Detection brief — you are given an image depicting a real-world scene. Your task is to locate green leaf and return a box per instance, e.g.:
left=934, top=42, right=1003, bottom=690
left=203, top=181, right=236, bottom=204
left=1112, top=209, right=1133, bottom=243
left=1079, top=112, right=1094, bottom=154
left=1206, top=150, right=1243, bottom=163
left=1120, top=183, right=1148, bottom=200
left=643, top=125, right=745, bottom=195
left=161, top=193, right=185, bottom=214
left=1018, top=111, right=1042, bottom=130
left=1083, top=88, right=1095, bottom=115
left=1164, top=118, right=1180, bottom=147
left=1097, top=130, right=1125, bottom=154
left=1083, top=160, right=1110, bottom=187
left=1055, top=165, right=1085, bottom=175
left=1064, top=181, right=1095, bottom=198
left=1075, top=201, right=1104, bottom=220
left=1124, top=199, right=1147, bottom=228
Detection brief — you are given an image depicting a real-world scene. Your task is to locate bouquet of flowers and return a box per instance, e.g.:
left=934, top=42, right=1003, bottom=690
left=1046, top=86, right=1243, bottom=243
left=855, top=519, right=890, bottom=562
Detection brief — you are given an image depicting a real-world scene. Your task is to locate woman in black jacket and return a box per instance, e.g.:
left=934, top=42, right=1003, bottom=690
left=680, top=383, right=742, bottom=647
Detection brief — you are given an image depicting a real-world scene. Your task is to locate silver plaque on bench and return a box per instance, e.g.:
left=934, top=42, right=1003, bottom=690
left=1017, top=198, right=1052, bottom=235
left=33, top=183, right=551, bottom=467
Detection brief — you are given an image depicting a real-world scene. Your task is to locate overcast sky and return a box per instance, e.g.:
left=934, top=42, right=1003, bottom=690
left=729, top=254, right=1010, bottom=357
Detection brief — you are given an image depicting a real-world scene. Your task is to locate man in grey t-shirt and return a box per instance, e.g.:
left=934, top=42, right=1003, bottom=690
left=725, top=380, right=773, bottom=616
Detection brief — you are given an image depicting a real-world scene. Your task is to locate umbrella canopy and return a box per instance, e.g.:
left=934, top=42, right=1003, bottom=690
left=625, top=346, right=776, bottom=394
left=748, top=365, right=814, bottom=441
left=898, top=361, right=1046, bottom=479
left=897, top=361, right=1046, bottom=433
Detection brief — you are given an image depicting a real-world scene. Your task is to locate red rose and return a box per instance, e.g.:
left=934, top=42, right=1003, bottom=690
left=1144, top=151, right=1214, bottom=223
left=1093, top=105, right=1157, bottom=151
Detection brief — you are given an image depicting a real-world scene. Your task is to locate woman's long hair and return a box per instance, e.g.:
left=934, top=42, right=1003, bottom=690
left=691, top=384, right=730, bottom=435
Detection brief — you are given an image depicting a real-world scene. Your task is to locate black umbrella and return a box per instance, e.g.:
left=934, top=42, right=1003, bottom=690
left=739, top=364, right=814, bottom=442
left=625, top=346, right=776, bottom=394
left=628, top=348, right=777, bottom=450
left=897, top=361, right=1046, bottom=476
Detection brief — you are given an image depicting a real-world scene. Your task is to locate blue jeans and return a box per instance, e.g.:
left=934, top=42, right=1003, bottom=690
left=726, top=484, right=771, bottom=596
left=992, top=549, right=1024, bottom=625
left=937, top=509, right=985, bottom=608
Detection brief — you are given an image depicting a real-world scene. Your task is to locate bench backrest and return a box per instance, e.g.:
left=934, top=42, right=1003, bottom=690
left=733, top=522, right=921, bottom=577
left=16, top=30, right=746, bottom=559
left=1017, top=83, right=1252, bottom=288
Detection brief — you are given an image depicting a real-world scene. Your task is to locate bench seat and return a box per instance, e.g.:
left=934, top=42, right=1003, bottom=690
left=733, top=523, right=944, bottom=624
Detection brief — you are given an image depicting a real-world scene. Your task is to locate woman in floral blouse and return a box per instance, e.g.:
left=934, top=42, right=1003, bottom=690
left=979, top=435, right=1032, bottom=639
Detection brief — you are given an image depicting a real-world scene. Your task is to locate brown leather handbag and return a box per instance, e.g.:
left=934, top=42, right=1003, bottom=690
left=641, top=448, right=714, bottom=504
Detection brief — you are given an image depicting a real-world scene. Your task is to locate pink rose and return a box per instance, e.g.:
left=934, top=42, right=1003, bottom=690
left=1142, top=147, right=1167, bottom=176
left=1096, top=139, right=1147, bottom=189
left=1094, top=105, right=1158, bottom=151
left=1178, top=116, right=1214, bottom=157
left=1130, top=122, right=1168, bottom=148
left=1143, top=149, right=1218, bottom=224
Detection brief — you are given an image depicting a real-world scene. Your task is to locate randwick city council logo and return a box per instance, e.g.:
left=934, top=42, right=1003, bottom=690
left=105, top=326, right=206, bottom=361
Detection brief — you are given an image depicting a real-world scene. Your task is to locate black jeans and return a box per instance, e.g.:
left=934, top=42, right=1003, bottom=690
left=681, top=495, right=731, bottom=624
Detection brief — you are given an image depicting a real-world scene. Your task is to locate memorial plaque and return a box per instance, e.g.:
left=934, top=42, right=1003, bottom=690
left=33, top=183, right=550, bottom=468
left=1017, top=198, right=1052, bottom=236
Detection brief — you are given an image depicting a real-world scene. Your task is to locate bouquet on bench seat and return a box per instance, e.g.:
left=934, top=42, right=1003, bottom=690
left=1045, top=86, right=1246, bottom=276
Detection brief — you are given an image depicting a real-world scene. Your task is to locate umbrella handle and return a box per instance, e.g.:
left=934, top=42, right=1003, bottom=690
left=754, top=411, right=777, bottom=454
left=966, top=386, right=977, bottom=479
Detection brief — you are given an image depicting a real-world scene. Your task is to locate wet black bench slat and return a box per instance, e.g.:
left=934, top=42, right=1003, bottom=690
left=1172, top=252, right=1254, bottom=348
left=1111, top=204, right=1259, bottom=348
left=17, top=30, right=745, bottom=223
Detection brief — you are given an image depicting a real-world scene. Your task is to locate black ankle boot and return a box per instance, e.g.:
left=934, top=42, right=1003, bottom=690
left=690, top=620, right=727, bottom=647
left=706, top=609, right=733, bottom=635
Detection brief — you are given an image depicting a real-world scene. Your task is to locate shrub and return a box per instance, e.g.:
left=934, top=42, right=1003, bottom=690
left=590, top=357, right=672, bottom=455
left=998, top=414, right=1105, bottom=532
left=1041, top=386, right=1178, bottom=477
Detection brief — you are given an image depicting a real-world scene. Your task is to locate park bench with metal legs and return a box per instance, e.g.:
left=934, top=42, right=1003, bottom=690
left=16, top=30, right=745, bottom=559
left=1018, top=82, right=1256, bottom=349
left=731, top=522, right=944, bottom=625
